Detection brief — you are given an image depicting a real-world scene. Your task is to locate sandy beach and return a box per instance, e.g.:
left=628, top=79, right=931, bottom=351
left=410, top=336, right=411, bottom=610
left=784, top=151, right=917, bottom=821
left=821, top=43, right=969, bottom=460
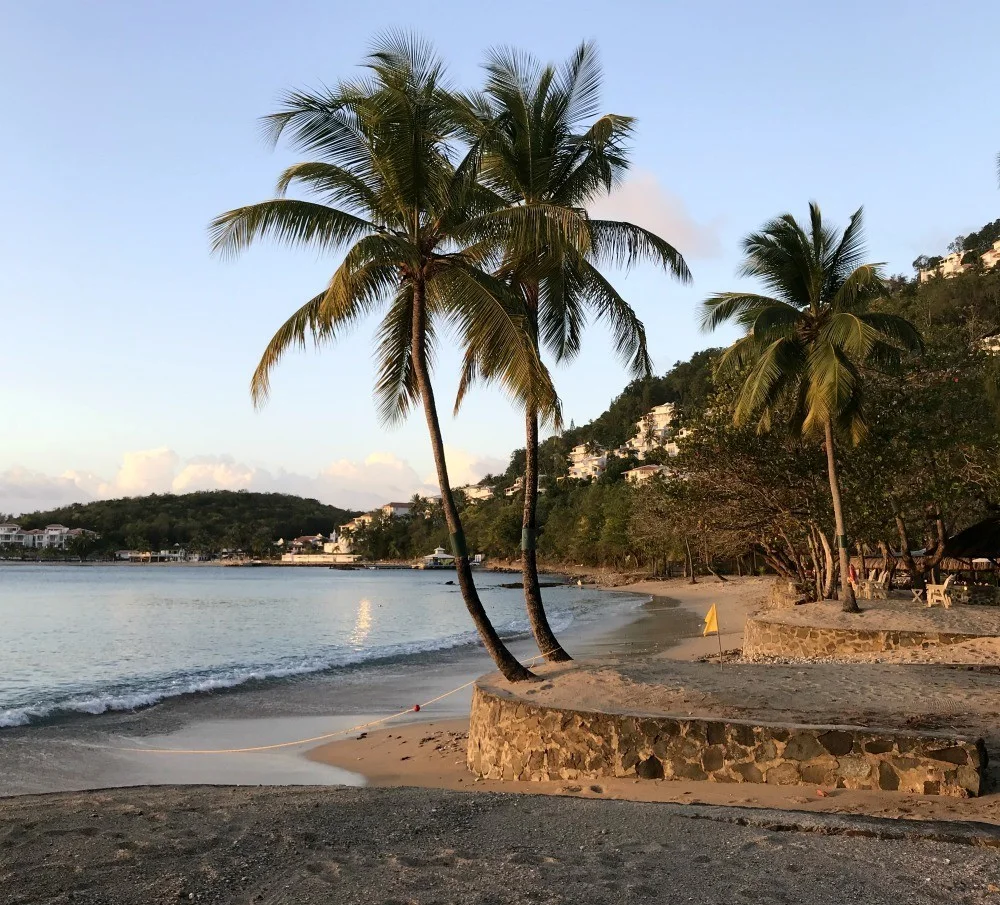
left=8, top=572, right=1000, bottom=905
left=7, top=785, right=1000, bottom=905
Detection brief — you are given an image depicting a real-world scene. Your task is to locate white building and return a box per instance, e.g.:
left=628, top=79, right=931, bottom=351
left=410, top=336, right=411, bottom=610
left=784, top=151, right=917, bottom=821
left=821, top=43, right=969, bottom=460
left=920, top=240, right=1000, bottom=282
left=380, top=501, right=413, bottom=518
left=504, top=475, right=525, bottom=496
left=0, top=523, right=97, bottom=550
left=626, top=403, right=679, bottom=459
left=623, top=464, right=670, bottom=485
left=456, top=484, right=494, bottom=502
left=567, top=445, right=608, bottom=481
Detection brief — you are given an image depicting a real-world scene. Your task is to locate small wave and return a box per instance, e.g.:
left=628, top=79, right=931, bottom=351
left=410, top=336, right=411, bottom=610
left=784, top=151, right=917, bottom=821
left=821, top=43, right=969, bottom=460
left=1, top=610, right=575, bottom=729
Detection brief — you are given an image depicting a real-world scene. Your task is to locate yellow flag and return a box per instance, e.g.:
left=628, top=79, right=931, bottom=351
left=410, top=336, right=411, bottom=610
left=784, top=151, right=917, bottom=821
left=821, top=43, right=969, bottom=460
left=703, top=604, right=719, bottom=636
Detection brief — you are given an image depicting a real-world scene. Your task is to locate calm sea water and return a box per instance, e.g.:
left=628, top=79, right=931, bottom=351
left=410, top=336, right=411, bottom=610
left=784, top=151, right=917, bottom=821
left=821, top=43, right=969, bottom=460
left=0, top=565, right=636, bottom=728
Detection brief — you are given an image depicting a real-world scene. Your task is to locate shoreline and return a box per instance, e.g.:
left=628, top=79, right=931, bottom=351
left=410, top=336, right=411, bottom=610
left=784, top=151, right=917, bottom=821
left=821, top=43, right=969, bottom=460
left=0, top=576, right=661, bottom=796
left=10, top=575, right=1000, bottom=826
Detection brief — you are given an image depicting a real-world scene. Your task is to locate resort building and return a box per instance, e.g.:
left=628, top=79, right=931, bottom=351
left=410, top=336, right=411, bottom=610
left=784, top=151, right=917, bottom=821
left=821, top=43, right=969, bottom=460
left=380, top=501, right=413, bottom=518
left=983, top=239, right=1000, bottom=271
left=623, top=464, right=671, bottom=485
left=0, top=523, right=97, bottom=549
left=567, top=445, right=608, bottom=481
left=504, top=475, right=525, bottom=496
left=626, top=403, right=678, bottom=459
left=456, top=484, right=494, bottom=502
left=919, top=240, right=1000, bottom=282
left=289, top=533, right=325, bottom=553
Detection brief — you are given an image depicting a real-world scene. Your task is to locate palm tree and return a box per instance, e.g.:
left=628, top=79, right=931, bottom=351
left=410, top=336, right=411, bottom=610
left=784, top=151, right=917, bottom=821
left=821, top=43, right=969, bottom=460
left=455, top=43, right=691, bottom=660
left=701, top=204, right=922, bottom=612
left=210, top=35, right=580, bottom=681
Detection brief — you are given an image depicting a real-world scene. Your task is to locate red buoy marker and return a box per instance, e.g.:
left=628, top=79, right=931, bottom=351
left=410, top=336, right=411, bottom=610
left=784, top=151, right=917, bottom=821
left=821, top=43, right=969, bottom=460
left=413, top=704, right=421, bottom=712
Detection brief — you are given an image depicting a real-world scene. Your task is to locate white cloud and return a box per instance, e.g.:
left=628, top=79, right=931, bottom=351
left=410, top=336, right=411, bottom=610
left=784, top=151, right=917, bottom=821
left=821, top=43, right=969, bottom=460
left=0, top=467, right=95, bottom=516
left=588, top=170, right=722, bottom=260
left=1, top=446, right=503, bottom=516
left=429, top=446, right=507, bottom=488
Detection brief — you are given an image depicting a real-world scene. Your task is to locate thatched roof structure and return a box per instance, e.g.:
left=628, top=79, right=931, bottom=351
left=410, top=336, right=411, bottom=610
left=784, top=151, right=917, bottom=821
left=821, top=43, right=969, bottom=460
left=942, top=516, right=1000, bottom=563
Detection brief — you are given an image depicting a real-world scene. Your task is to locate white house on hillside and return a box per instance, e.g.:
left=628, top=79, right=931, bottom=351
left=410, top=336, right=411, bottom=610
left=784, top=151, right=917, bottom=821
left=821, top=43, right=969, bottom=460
left=919, top=239, right=1000, bottom=282
left=623, top=464, right=670, bottom=485
left=456, top=484, right=494, bottom=502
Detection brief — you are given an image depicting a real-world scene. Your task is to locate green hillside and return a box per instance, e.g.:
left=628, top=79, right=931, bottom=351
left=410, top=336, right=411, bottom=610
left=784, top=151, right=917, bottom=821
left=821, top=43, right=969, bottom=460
left=10, top=491, right=357, bottom=556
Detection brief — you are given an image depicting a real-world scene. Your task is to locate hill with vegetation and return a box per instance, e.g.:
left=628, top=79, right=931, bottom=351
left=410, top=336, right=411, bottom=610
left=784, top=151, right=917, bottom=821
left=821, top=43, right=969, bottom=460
left=346, top=267, right=1000, bottom=578
left=8, top=491, right=357, bottom=557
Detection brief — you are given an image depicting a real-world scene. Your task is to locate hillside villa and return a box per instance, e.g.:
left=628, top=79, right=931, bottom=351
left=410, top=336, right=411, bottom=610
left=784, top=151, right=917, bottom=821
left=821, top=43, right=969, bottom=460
left=456, top=483, right=495, bottom=502
left=623, top=464, right=671, bottom=485
left=919, top=238, right=1000, bottom=282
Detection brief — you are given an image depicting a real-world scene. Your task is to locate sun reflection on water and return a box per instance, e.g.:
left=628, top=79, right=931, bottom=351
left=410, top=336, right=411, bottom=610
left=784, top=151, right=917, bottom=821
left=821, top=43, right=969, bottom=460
left=349, top=598, right=373, bottom=647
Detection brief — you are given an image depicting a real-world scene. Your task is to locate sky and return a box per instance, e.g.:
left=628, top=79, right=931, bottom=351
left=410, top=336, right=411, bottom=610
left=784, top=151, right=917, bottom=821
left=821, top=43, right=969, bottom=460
left=1, top=0, right=997, bottom=515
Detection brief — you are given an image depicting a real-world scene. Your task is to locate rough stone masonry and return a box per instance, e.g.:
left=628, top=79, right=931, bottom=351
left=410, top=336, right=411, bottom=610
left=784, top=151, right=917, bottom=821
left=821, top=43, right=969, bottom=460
left=467, top=682, right=986, bottom=797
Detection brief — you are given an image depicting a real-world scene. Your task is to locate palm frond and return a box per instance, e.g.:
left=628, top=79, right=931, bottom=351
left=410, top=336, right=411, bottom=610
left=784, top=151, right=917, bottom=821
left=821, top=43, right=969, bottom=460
left=274, top=161, right=382, bottom=215
left=373, top=285, right=425, bottom=426
left=700, top=292, right=789, bottom=332
left=858, top=311, right=924, bottom=354
left=802, top=341, right=863, bottom=439
left=438, top=263, right=560, bottom=425
left=576, top=260, right=652, bottom=378
left=209, top=200, right=376, bottom=259
left=732, top=337, right=807, bottom=429
left=250, top=289, right=329, bottom=407
left=588, top=219, right=691, bottom=281
left=830, top=263, right=888, bottom=313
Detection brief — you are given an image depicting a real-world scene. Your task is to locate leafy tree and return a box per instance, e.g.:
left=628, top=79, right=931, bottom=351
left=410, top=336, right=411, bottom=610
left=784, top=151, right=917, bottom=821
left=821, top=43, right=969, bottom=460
left=701, top=204, right=922, bottom=611
left=210, top=35, right=581, bottom=680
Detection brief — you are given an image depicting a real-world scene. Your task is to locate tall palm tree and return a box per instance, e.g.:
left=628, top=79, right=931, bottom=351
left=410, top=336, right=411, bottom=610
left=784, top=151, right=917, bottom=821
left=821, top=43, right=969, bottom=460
left=455, top=43, right=690, bottom=660
left=702, top=204, right=922, bottom=612
left=210, top=35, right=580, bottom=681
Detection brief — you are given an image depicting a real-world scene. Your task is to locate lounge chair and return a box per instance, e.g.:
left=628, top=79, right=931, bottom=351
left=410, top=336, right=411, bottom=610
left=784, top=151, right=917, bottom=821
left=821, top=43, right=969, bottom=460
left=926, top=575, right=954, bottom=609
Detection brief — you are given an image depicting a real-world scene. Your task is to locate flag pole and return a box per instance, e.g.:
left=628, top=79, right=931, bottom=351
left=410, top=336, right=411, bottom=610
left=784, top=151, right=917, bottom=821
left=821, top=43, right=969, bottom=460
left=716, top=614, right=724, bottom=667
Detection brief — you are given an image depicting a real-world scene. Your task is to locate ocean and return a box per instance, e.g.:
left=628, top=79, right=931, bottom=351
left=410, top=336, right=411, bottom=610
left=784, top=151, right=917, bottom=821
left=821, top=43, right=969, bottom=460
left=0, top=564, right=638, bottom=729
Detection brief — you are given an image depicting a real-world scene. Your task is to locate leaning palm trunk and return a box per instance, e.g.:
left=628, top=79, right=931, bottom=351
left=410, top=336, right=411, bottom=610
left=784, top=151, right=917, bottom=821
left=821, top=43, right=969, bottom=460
left=824, top=419, right=858, bottom=613
left=521, top=402, right=572, bottom=662
left=412, top=283, right=533, bottom=682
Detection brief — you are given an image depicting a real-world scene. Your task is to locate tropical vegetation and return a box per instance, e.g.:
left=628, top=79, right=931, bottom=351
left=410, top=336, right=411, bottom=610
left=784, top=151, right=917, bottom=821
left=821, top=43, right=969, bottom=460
left=700, top=204, right=923, bottom=611
left=4, top=491, right=354, bottom=558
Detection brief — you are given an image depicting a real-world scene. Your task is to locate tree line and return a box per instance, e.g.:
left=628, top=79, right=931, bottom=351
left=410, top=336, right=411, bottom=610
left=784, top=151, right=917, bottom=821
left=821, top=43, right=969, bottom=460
left=4, top=491, right=356, bottom=558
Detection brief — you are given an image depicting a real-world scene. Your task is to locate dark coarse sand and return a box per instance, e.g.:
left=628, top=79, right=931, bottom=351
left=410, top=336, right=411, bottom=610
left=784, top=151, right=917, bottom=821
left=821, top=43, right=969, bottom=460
left=2, top=785, right=999, bottom=904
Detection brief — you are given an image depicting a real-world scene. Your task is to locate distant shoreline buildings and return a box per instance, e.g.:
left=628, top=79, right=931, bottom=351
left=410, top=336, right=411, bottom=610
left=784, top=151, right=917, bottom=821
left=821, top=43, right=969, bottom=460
left=0, top=523, right=98, bottom=550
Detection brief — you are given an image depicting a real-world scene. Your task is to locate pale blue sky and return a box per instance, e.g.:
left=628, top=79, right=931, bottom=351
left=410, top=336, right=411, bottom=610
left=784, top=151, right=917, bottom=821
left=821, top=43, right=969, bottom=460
left=1, top=0, right=997, bottom=513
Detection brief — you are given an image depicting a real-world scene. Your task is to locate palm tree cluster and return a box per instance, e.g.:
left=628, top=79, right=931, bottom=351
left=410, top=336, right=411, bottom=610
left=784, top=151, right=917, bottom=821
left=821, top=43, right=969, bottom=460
left=214, top=33, right=923, bottom=675
left=211, top=33, right=689, bottom=680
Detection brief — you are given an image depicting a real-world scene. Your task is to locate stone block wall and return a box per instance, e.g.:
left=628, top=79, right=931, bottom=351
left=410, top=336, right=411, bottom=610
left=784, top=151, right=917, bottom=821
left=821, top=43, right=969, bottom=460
left=742, top=616, right=979, bottom=660
left=467, top=684, right=985, bottom=797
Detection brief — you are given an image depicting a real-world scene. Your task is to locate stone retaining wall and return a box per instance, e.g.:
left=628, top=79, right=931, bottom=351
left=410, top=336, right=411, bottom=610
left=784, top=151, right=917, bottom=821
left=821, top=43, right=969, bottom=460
left=467, top=684, right=986, bottom=797
left=742, top=616, right=981, bottom=660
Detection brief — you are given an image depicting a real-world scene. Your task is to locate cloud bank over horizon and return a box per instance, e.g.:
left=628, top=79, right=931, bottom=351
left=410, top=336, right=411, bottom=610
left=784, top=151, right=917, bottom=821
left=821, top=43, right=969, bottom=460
left=0, top=446, right=507, bottom=517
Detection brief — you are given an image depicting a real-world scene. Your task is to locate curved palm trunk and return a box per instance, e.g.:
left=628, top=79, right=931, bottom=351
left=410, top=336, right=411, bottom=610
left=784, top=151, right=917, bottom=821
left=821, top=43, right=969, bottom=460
left=824, top=419, right=858, bottom=613
left=522, top=403, right=572, bottom=662
left=411, top=280, right=533, bottom=682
